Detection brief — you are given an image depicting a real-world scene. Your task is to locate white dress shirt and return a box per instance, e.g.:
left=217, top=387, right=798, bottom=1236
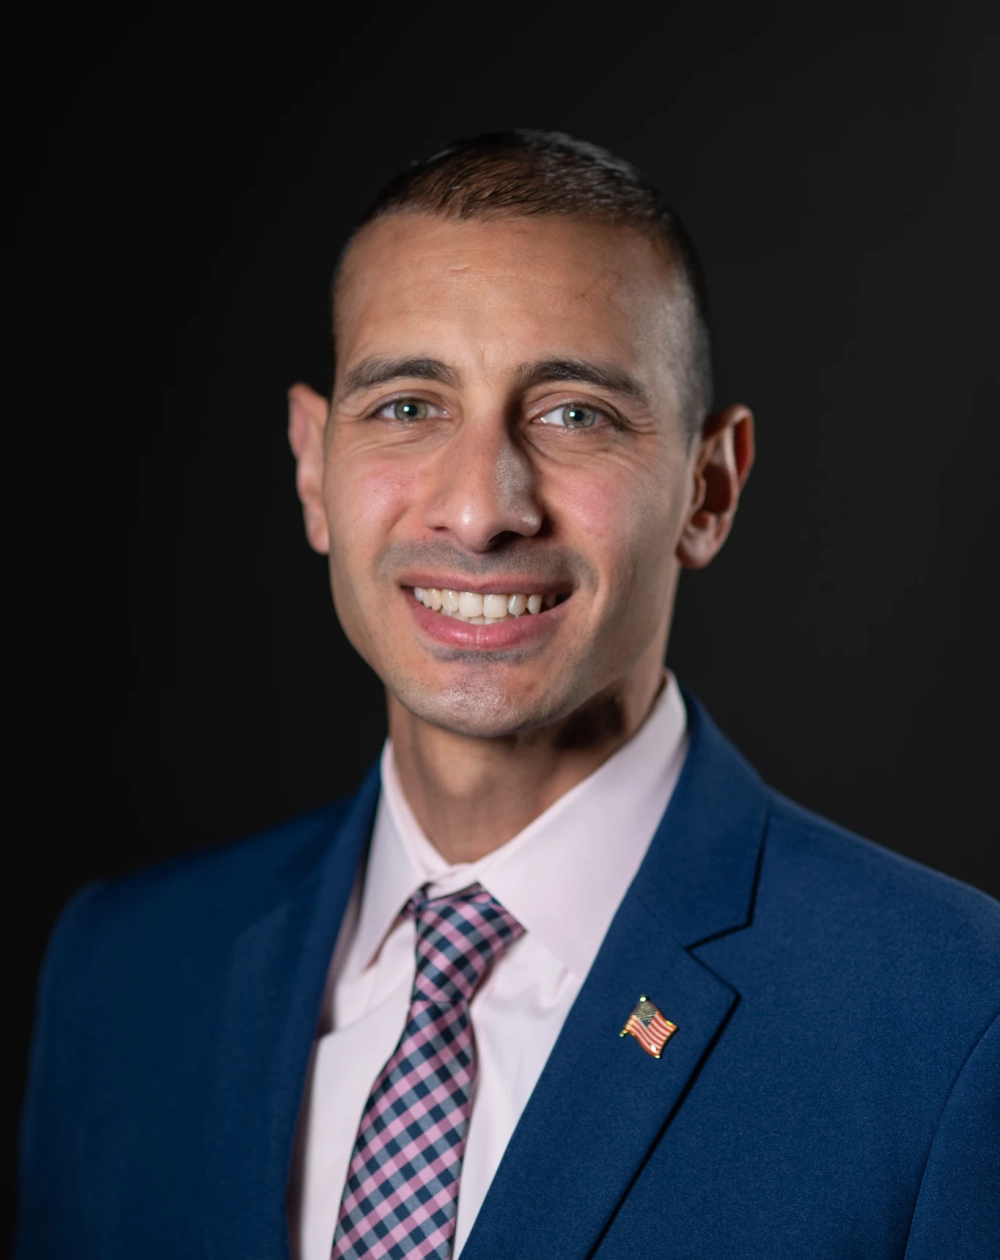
left=289, top=675, right=688, bottom=1260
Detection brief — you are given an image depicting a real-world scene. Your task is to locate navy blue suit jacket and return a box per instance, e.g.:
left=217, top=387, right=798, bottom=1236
left=17, top=699, right=1000, bottom=1257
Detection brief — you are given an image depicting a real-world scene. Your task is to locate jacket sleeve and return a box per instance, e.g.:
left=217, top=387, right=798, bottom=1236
left=904, top=1007, right=1000, bottom=1259
left=15, top=881, right=106, bottom=1258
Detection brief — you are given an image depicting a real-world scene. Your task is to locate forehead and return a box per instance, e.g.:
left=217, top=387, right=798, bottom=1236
left=333, top=212, right=681, bottom=387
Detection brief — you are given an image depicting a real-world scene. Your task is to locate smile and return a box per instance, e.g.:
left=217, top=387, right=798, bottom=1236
left=411, top=586, right=567, bottom=624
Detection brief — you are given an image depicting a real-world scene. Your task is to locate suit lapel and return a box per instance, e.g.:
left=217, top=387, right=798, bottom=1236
left=461, top=902, right=737, bottom=1260
left=461, top=697, right=769, bottom=1260
left=205, top=767, right=380, bottom=1260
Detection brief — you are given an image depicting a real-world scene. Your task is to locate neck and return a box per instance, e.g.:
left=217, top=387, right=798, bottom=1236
left=387, top=650, right=667, bottom=866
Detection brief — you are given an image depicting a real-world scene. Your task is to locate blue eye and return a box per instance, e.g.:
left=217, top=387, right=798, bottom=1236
left=537, top=404, right=602, bottom=429
left=390, top=400, right=429, bottom=422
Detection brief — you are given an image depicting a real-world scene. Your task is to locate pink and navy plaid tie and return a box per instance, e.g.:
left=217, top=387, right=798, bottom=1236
left=331, top=883, right=523, bottom=1260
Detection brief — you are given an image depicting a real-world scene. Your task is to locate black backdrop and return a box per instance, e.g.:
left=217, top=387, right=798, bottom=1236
left=12, top=0, right=999, bottom=1231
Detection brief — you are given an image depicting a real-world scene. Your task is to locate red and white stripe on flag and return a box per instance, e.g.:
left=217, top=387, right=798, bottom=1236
left=621, top=997, right=677, bottom=1058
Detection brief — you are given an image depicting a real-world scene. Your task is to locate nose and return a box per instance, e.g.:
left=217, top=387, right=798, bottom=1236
left=421, top=415, right=543, bottom=552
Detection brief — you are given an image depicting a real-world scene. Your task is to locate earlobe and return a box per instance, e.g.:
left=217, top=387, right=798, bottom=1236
left=287, top=382, right=331, bottom=555
left=676, top=405, right=754, bottom=570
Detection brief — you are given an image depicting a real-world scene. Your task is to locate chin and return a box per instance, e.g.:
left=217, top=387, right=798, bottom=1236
left=388, top=671, right=577, bottom=740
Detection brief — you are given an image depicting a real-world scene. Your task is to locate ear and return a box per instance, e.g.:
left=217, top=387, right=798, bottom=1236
left=676, top=404, right=755, bottom=570
left=288, top=382, right=331, bottom=554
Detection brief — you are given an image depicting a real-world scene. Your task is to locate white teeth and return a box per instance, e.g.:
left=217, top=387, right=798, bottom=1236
left=483, top=593, right=508, bottom=619
left=413, top=586, right=563, bottom=624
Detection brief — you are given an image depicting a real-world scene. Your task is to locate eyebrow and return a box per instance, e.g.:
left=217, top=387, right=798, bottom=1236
left=338, top=353, right=650, bottom=408
left=515, top=359, right=651, bottom=408
left=340, top=356, right=460, bottom=397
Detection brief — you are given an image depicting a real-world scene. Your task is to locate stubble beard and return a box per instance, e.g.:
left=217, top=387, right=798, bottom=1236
left=382, top=643, right=605, bottom=741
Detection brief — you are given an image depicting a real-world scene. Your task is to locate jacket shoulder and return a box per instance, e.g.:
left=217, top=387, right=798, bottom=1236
left=52, top=794, right=359, bottom=976
left=759, top=789, right=1000, bottom=995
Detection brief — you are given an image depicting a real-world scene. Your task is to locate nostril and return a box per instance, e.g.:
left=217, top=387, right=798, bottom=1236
left=484, top=529, right=531, bottom=551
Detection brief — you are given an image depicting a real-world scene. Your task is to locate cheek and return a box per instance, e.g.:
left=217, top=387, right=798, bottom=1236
left=324, top=454, right=413, bottom=574
left=553, top=462, right=680, bottom=600
left=322, top=455, right=417, bottom=665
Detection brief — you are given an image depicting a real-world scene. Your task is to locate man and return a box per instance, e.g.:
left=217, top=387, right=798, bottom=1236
left=17, top=131, right=1000, bottom=1258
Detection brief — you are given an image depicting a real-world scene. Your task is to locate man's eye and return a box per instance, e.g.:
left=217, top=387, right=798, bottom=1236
left=536, top=404, right=604, bottom=429
left=384, top=399, right=430, bottom=422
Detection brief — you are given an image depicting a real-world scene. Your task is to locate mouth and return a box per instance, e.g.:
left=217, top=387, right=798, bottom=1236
left=409, top=585, right=570, bottom=624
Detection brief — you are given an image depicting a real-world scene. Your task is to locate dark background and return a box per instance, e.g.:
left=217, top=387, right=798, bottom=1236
left=12, top=0, right=998, bottom=1231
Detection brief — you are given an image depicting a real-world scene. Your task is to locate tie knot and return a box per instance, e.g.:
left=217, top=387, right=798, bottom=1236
left=406, top=883, right=523, bottom=1007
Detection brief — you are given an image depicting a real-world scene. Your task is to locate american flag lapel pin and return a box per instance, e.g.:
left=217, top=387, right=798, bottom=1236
left=620, top=995, right=678, bottom=1059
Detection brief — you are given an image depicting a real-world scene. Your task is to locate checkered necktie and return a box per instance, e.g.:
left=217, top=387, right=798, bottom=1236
left=331, top=883, right=523, bottom=1260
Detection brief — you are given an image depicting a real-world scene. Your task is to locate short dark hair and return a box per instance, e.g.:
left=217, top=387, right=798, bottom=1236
left=338, top=129, right=713, bottom=438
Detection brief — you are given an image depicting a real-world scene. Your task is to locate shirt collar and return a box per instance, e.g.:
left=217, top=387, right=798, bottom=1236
left=345, top=673, right=688, bottom=982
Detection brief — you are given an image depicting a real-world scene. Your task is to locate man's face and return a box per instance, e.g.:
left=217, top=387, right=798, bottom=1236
left=302, top=213, right=714, bottom=738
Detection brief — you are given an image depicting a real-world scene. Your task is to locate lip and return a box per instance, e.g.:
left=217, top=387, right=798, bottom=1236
left=404, top=586, right=570, bottom=649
